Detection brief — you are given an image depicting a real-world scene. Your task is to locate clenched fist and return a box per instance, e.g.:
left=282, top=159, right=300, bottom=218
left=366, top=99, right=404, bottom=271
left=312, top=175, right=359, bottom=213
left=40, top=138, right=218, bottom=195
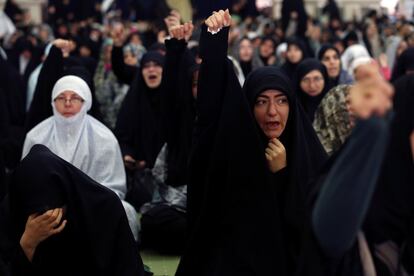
left=265, top=138, right=287, bottom=173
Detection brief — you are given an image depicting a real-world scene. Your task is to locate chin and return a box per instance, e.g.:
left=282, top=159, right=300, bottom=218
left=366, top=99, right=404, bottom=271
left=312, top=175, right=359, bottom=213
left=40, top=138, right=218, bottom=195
left=147, top=81, right=161, bottom=89
left=265, top=131, right=281, bottom=139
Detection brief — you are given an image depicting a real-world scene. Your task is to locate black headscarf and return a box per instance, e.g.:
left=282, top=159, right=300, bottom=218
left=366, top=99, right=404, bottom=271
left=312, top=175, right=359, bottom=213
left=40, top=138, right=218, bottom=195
left=317, top=44, right=342, bottom=84
left=281, top=0, right=308, bottom=37
left=281, top=37, right=308, bottom=78
left=115, top=51, right=165, bottom=168
left=8, top=144, right=145, bottom=276
left=177, top=26, right=327, bottom=275
left=294, top=58, right=332, bottom=122
left=322, top=0, right=341, bottom=21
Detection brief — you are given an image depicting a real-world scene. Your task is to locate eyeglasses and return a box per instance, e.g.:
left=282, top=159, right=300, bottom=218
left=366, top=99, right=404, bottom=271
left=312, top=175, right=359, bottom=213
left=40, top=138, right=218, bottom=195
left=54, top=96, right=84, bottom=105
left=301, top=76, right=324, bottom=85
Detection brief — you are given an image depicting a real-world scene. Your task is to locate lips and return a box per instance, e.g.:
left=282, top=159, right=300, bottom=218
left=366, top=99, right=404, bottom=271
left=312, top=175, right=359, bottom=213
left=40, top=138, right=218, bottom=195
left=266, top=121, right=281, bottom=130
left=328, top=67, right=338, bottom=74
left=63, top=112, right=74, bottom=117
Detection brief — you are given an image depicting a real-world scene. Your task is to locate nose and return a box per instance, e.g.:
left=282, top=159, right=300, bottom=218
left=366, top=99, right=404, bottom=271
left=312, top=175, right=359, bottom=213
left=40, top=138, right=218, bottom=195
left=64, top=99, right=72, bottom=106
left=309, top=80, right=317, bottom=90
left=267, top=102, right=278, bottom=116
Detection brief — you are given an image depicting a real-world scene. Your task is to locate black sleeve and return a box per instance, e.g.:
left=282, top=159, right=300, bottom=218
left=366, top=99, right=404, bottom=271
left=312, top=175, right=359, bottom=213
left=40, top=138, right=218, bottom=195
left=114, top=89, right=137, bottom=159
left=403, top=215, right=414, bottom=273
left=10, top=245, right=35, bottom=276
left=24, top=45, right=63, bottom=132
left=111, top=46, right=137, bottom=85
left=196, top=25, right=230, bottom=130
left=312, top=116, right=390, bottom=258
left=187, top=25, right=231, bottom=228
left=161, top=38, right=196, bottom=146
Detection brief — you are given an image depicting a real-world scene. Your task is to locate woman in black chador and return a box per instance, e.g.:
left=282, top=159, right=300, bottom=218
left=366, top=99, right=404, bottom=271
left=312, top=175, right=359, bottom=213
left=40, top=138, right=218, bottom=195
left=7, top=144, right=145, bottom=276
left=176, top=10, right=327, bottom=276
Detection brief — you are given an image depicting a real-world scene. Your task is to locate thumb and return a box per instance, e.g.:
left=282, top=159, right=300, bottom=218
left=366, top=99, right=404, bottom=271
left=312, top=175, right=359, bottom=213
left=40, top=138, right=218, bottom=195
left=224, top=9, right=231, bottom=26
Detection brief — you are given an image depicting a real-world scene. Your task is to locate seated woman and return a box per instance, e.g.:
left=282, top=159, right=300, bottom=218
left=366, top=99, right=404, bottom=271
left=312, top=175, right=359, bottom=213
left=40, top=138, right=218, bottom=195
left=313, top=61, right=387, bottom=155
left=22, top=75, right=139, bottom=240
left=294, top=58, right=332, bottom=122
left=280, top=37, right=308, bottom=78
left=139, top=21, right=197, bottom=254
left=9, top=144, right=145, bottom=276
left=318, top=44, right=353, bottom=86
left=296, top=73, right=413, bottom=275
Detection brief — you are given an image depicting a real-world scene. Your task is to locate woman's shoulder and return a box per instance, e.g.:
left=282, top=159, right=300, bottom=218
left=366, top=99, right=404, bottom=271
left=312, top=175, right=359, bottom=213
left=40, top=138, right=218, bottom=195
left=26, top=116, right=54, bottom=137
left=87, top=116, right=118, bottom=142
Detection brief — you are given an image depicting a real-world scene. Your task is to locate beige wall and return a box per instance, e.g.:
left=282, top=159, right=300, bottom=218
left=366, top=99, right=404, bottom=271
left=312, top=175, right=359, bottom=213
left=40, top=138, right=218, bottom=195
left=271, top=0, right=381, bottom=21
left=0, top=0, right=46, bottom=24
left=0, top=0, right=381, bottom=25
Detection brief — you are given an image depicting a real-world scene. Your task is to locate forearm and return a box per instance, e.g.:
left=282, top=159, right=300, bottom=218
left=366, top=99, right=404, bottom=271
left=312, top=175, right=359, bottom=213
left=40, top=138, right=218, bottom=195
left=19, top=233, right=37, bottom=262
left=196, top=25, right=230, bottom=128
left=312, top=116, right=390, bottom=258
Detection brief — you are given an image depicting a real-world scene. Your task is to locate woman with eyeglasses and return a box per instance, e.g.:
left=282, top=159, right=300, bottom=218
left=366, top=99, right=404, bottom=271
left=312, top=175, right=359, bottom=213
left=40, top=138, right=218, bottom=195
left=294, top=58, right=333, bottom=122
left=21, top=75, right=140, bottom=241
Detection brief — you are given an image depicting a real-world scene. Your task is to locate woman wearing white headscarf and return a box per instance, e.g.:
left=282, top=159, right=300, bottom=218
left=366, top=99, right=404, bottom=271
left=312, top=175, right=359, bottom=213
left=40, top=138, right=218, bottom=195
left=22, top=75, right=139, bottom=240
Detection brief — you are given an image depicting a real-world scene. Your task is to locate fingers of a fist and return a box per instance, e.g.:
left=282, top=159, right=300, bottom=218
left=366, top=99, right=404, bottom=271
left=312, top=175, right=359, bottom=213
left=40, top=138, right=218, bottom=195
left=206, top=9, right=231, bottom=30
left=265, top=147, right=282, bottom=158
left=37, top=208, right=63, bottom=228
left=51, top=220, right=67, bottom=234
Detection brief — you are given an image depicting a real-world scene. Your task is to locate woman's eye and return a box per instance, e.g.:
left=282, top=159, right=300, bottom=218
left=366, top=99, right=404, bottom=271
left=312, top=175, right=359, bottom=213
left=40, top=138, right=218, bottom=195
left=277, top=98, right=288, bottom=105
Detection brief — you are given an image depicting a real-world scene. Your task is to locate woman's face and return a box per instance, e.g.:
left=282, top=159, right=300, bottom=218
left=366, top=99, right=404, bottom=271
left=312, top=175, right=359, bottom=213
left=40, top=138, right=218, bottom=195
left=260, top=39, right=275, bottom=59
left=124, top=51, right=137, bottom=66
left=54, top=91, right=84, bottom=117
left=300, top=70, right=325, bottom=97
left=254, top=89, right=290, bottom=139
left=321, top=49, right=341, bottom=79
left=142, top=61, right=163, bottom=89
left=239, top=39, right=254, bottom=62
left=286, top=44, right=303, bottom=64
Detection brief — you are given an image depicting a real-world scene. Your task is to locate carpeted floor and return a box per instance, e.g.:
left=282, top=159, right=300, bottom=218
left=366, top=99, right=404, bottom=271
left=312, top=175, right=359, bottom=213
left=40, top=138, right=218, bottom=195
left=140, top=250, right=180, bottom=276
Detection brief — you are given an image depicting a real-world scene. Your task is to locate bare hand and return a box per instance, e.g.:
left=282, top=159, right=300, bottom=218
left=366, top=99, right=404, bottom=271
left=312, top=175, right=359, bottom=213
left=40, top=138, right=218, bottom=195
left=170, top=22, right=194, bottom=41
left=20, top=208, right=67, bottom=261
left=205, top=9, right=232, bottom=33
left=124, top=155, right=146, bottom=170
left=164, top=10, right=181, bottom=37
left=265, top=138, right=287, bottom=173
left=377, top=53, right=388, bottom=68
left=347, top=65, right=393, bottom=119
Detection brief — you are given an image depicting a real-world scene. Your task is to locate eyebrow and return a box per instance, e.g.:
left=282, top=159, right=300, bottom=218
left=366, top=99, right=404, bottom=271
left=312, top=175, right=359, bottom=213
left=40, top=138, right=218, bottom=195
left=257, top=94, right=286, bottom=99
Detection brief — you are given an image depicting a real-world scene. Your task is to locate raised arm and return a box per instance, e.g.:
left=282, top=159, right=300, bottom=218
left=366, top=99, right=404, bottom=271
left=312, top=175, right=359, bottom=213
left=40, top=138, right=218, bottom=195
left=161, top=16, right=195, bottom=144
left=111, top=23, right=137, bottom=85
left=312, top=72, right=394, bottom=258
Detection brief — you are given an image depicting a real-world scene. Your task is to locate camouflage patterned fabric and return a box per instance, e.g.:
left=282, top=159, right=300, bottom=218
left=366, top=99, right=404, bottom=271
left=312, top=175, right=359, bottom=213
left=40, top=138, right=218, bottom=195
left=313, top=84, right=354, bottom=155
